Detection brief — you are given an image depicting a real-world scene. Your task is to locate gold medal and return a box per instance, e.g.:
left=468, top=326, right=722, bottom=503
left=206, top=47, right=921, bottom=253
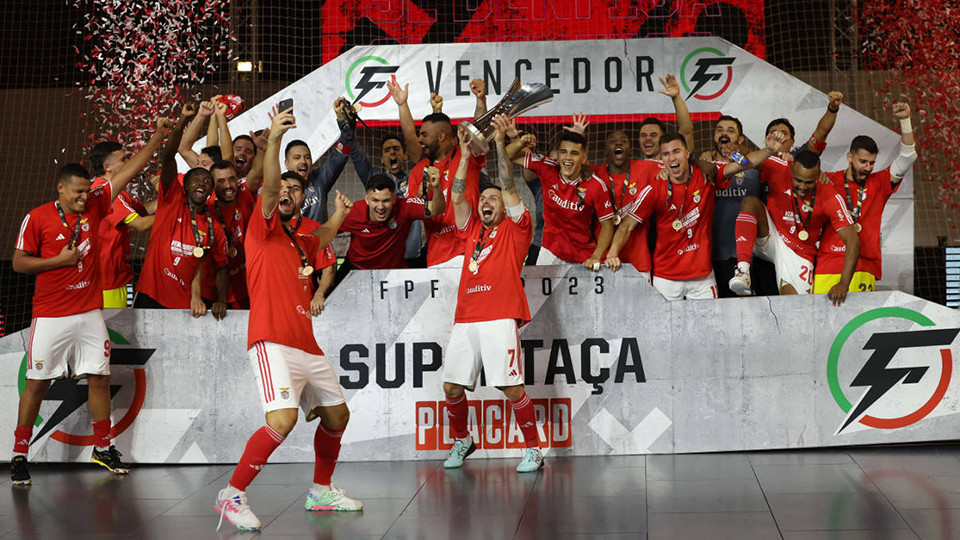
left=798, top=230, right=809, bottom=241
left=469, top=259, right=479, bottom=273
left=613, top=214, right=622, bottom=226
left=228, top=246, right=238, bottom=258
left=672, top=219, right=683, bottom=231
left=301, top=265, right=314, bottom=277
left=193, top=246, right=204, bottom=258
left=854, top=223, right=862, bottom=233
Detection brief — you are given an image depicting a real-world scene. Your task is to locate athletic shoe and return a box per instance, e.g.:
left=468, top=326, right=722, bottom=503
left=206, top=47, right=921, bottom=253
left=10, top=456, right=31, bottom=486
left=305, top=407, right=321, bottom=422
left=305, top=484, right=363, bottom=511
left=728, top=268, right=753, bottom=296
left=90, top=445, right=130, bottom=474
left=215, top=487, right=261, bottom=531
left=443, top=439, right=476, bottom=469
left=516, top=447, right=544, bottom=473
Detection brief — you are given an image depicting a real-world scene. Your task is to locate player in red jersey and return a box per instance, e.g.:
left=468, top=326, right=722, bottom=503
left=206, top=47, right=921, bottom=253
left=635, top=73, right=694, bottom=161
left=729, top=150, right=860, bottom=304
left=337, top=172, right=444, bottom=276
left=506, top=129, right=615, bottom=269
left=813, top=102, right=917, bottom=294
left=10, top=150, right=173, bottom=484
left=216, top=107, right=360, bottom=532
left=134, top=103, right=229, bottom=318
left=604, top=131, right=785, bottom=300
left=441, top=115, right=542, bottom=472
left=199, top=160, right=258, bottom=308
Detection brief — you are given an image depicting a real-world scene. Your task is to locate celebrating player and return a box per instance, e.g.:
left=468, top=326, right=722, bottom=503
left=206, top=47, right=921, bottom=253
left=729, top=150, right=860, bottom=304
left=813, top=102, right=917, bottom=294
left=442, top=115, right=542, bottom=473
left=216, top=106, right=360, bottom=532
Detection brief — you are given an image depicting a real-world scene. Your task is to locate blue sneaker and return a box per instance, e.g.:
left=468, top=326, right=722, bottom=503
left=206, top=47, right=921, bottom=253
left=443, top=439, right=476, bottom=469
left=516, top=448, right=544, bottom=473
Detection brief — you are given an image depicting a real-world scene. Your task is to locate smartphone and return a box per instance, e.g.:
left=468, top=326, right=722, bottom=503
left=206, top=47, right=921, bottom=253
left=277, top=98, right=293, bottom=113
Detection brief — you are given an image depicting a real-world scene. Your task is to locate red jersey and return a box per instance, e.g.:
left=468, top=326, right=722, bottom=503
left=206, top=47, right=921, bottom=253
left=524, top=152, right=615, bottom=263
left=760, top=158, right=855, bottom=262
left=455, top=211, right=533, bottom=325
left=407, top=147, right=484, bottom=266
left=99, top=190, right=144, bottom=291
left=817, top=168, right=900, bottom=278
left=246, top=200, right=324, bottom=354
left=626, top=165, right=728, bottom=280
left=592, top=160, right=661, bottom=271
left=298, top=217, right=338, bottom=270
left=201, top=181, right=256, bottom=302
left=340, top=197, right=428, bottom=269
left=16, top=182, right=113, bottom=318
left=137, top=181, right=228, bottom=308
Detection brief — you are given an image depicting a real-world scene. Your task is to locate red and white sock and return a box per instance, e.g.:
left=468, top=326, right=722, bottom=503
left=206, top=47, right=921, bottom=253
left=510, top=393, right=540, bottom=449
left=13, top=425, right=31, bottom=456
left=313, top=423, right=343, bottom=487
left=734, top=212, right=759, bottom=266
left=92, top=419, right=111, bottom=451
left=229, top=425, right=285, bottom=491
left=445, top=394, right=470, bottom=440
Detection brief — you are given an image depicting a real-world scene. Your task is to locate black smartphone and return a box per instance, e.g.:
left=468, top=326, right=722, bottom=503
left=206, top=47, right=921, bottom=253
left=277, top=98, right=293, bottom=113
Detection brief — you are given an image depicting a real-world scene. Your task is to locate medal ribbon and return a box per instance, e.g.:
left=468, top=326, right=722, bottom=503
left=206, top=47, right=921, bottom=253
left=791, top=187, right=817, bottom=235
left=214, top=204, right=235, bottom=250
left=665, top=180, right=691, bottom=229
left=188, top=202, right=214, bottom=255
left=843, top=177, right=865, bottom=223
left=604, top=166, right=630, bottom=214
left=282, top=216, right=310, bottom=270
left=471, top=226, right=496, bottom=265
left=55, top=202, right=82, bottom=249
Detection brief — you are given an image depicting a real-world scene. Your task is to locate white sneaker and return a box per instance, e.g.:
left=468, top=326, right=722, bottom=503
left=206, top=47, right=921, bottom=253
left=728, top=266, right=753, bottom=296
left=516, top=447, right=544, bottom=473
left=305, top=484, right=363, bottom=511
left=215, top=487, right=261, bottom=531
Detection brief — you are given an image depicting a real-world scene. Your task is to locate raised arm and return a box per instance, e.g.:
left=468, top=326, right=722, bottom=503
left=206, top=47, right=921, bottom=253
left=503, top=121, right=532, bottom=166
left=311, top=190, right=353, bottom=249
left=244, top=128, right=269, bottom=194
left=890, top=101, right=917, bottom=182
left=388, top=80, right=422, bottom=163
left=160, top=103, right=197, bottom=191
left=809, top=91, right=844, bottom=152
left=109, top=116, right=173, bottom=200
left=452, top=127, right=474, bottom=230
left=659, top=74, right=694, bottom=150
left=722, top=131, right=786, bottom=177
left=424, top=166, right=445, bottom=217
left=179, top=100, right=213, bottom=168
left=206, top=96, right=220, bottom=147
left=430, top=92, right=443, bottom=114
left=214, top=99, right=234, bottom=163
left=470, top=78, right=487, bottom=120
left=261, top=107, right=296, bottom=217
left=491, top=115, right=522, bottom=210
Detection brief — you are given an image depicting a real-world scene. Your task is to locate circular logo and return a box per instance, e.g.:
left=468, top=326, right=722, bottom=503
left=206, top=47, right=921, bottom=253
left=344, top=55, right=398, bottom=108
left=827, top=307, right=953, bottom=431
left=680, top=47, right=735, bottom=101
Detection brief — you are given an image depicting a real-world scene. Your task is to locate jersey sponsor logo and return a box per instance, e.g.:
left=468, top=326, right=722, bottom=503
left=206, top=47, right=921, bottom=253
left=547, top=190, right=584, bottom=211
left=65, top=280, right=92, bottom=291
left=465, top=284, right=492, bottom=294
left=17, top=329, right=152, bottom=447
left=345, top=55, right=399, bottom=108
left=828, top=307, right=960, bottom=434
left=676, top=242, right=700, bottom=256
left=680, top=47, right=735, bottom=101
left=162, top=267, right=186, bottom=287
left=415, top=398, right=572, bottom=451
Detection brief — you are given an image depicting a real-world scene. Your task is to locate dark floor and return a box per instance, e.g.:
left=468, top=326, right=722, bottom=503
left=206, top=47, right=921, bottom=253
left=3, top=446, right=960, bottom=539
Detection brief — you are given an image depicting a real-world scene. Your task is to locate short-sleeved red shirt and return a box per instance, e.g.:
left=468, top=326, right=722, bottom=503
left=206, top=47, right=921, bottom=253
left=454, top=210, right=533, bottom=325
left=626, top=165, right=728, bottom=280
left=137, top=180, right=228, bottom=308
left=407, top=147, right=484, bottom=266
left=16, top=182, right=113, bottom=318
left=340, top=197, right=427, bottom=269
left=246, top=199, right=323, bottom=354
left=592, top=159, right=661, bottom=271
left=760, top=158, right=855, bottom=262
left=524, top=152, right=615, bottom=263
left=201, top=181, right=256, bottom=302
left=99, top=189, right=144, bottom=291
left=816, top=168, right=900, bottom=278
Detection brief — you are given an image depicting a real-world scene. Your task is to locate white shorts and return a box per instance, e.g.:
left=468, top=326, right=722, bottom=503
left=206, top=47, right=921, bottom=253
left=652, top=272, right=718, bottom=301
left=430, top=254, right=465, bottom=269
left=443, top=319, right=523, bottom=389
left=248, top=341, right=345, bottom=414
left=755, top=209, right=814, bottom=294
left=27, top=310, right=110, bottom=380
left=535, top=247, right=570, bottom=266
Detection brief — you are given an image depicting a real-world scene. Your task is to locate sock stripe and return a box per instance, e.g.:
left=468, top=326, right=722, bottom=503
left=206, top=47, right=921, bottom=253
left=736, top=214, right=758, bottom=224
left=445, top=394, right=466, bottom=405
left=318, top=424, right=344, bottom=439
left=511, top=394, right=532, bottom=409
left=265, top=425, right=285, bottom=444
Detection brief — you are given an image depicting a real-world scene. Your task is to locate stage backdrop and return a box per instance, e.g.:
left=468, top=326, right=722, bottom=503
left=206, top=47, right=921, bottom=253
left=200, top=37, right=914, bottom=292
left=0, top=266, right=956, bottom=464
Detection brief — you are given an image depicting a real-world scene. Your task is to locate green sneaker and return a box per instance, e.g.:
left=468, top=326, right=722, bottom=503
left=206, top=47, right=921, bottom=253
left=516, top=447, right=544, bottom=473
left=305, top=484, right=363, bottom=512
left=443, top=439, right=476, bottom=469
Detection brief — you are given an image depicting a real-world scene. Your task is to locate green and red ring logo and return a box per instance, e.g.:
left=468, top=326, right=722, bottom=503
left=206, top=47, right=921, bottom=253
left=344, top=55, right=399, bottom=108
left=680, top=47, right=735, bottom=101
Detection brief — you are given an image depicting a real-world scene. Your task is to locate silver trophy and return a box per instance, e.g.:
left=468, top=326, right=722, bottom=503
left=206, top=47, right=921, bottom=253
left=460, top=78, right=554, bottom=154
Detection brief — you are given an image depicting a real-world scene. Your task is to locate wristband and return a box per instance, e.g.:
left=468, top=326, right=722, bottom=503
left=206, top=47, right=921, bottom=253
left=808, top=136, right=827, bottom=153
left=899, top=118, right=912, bottom=134
left=334, top=141, right=352, bottom=155
left=827, top=105, right=840, bottom=113
left=506, top=203, right=525, bottom=218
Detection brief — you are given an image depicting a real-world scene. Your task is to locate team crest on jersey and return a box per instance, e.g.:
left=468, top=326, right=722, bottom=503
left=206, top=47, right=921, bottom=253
left=489, top=230, right=497, bottom=239
left=388, top=220, right=397, bottom=230
left=81, top=218, right=90, bottom=232
left=279, top=387, right=290, bottom=400
left=33, top=360, right=43, bottom=370
left=693, top=190, right=701, bottom=203
left=735, top=173, right=744, bottom=186
left=802, top=204, right=811, bottom=212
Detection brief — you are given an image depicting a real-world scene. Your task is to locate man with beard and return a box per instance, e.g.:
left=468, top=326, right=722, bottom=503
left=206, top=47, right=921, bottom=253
left=204, top=96, right=267, bottom=188
left=813, top=102, right=916, bottom=294
left=729, top=150, right=859, bottom=304
left=216, top=106, right=360, bottom=531
left=135, top=103, right=229, bottom=317
left=605, top=132, right=784, bottom=300
left=442, top=116, right=542, bottom=472
left=633, top=74, right=693, bottom=161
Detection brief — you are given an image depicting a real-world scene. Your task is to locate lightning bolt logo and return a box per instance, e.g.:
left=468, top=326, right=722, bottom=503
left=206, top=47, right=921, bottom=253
left=685, top=57, right=735, bottom=101
left=837, top=328, right=959, bottom=434
left=351, top=65, right=399, bottom=105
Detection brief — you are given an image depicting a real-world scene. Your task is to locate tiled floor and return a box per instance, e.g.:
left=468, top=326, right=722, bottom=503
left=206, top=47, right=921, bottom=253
left=3, top=445, right=960, bottom=539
